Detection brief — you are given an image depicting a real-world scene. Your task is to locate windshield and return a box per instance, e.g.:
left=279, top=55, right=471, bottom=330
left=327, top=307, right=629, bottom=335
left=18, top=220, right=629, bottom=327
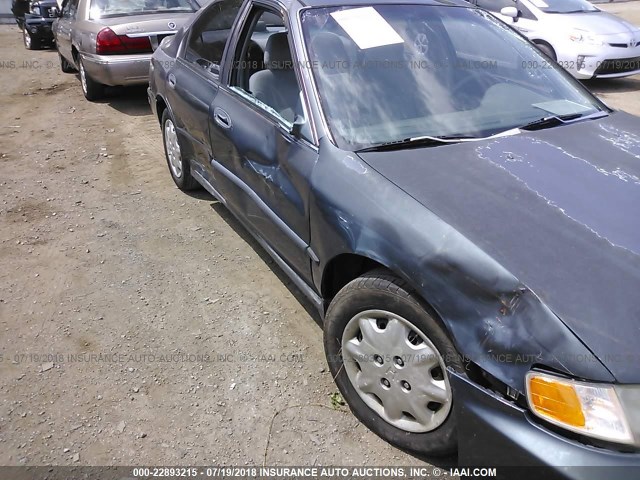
left=89, top=0, right=197, bottom=19
left=301, top=5, right=604, bottom=150
left=533, top=0, right=598, bottom=14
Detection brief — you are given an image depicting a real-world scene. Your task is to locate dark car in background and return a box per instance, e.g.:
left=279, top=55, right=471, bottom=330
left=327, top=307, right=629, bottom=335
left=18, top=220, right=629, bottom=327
left=148, top=0, right=640, bottom=475
left=12, top=0, right=58, bottom=50
left=11, top=0, right=30, bottom=28
left=21, top=0, right=58, bottom=50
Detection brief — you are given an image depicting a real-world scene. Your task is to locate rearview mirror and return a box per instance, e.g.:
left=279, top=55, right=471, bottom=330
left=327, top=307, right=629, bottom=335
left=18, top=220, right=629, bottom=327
left=290, top=115, right=306, bottom=139
left=500, top=6, right=519, bottom=20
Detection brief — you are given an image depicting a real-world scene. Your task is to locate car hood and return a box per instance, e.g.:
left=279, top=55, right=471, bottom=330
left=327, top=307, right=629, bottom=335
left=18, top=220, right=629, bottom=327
left=547, top=11, right=640, bottom=37
left=358, top=111, right=640, bottom=383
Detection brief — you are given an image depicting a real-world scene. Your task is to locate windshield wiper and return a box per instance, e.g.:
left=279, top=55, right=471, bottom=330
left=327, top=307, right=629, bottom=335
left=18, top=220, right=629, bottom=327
left=356, top=135, right=476, bottom=153
left=519, top=110, right=608, bottom=132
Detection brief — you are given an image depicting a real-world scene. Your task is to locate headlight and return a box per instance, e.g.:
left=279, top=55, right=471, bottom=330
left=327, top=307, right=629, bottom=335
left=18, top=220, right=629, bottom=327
left=569, top=29, right=603, bottom=46
left=526, top=371, right=634, bottom=445
left=30, top=5, right=41, bottom=15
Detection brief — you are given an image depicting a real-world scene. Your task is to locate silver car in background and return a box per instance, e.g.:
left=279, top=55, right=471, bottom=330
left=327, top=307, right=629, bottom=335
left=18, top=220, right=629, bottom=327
left=471, top=0, right=640, bottom=79
left=54, top=0, right=200, bottom=100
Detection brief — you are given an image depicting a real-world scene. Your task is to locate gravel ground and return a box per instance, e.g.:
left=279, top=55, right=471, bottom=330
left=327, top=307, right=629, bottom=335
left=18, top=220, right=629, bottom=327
left=0, top=28, right=428, bottom=469
left=1, top=1, right=640, bottom=469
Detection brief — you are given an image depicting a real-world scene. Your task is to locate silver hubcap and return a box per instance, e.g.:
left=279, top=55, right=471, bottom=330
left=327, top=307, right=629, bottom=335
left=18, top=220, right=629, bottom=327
left=164, top=119, right=182, bottom=178
left=79, top=62, right=87, bottom=94
left=24, top=29, right=31, bottom=48
left=341, top=310, right=452, bottom=433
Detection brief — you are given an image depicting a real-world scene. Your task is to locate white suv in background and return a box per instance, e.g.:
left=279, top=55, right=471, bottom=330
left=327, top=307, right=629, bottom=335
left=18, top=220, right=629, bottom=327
left=471, top=0, right=640, bottom=79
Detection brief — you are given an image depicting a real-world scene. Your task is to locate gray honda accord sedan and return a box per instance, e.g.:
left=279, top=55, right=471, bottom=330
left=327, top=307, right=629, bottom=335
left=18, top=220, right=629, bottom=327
left=149, top=0, right=640, bottom=474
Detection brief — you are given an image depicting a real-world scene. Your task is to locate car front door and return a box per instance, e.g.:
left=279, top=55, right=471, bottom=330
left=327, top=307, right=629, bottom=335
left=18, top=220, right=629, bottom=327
left=55, top=0, right=78, bottom=63
left=209, top=3, right=317, bottom=283
left=167, top=0, right=244, bottom=179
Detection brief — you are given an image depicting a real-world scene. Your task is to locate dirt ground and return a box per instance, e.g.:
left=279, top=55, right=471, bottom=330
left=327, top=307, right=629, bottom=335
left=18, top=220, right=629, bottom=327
left=0, top=28, right=429, bottom=469
left=1, top=2, right=640, bottom=468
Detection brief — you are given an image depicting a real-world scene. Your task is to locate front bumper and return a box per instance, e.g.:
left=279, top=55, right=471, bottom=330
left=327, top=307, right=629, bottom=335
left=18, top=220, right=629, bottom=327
left=80, top=52, right=152, bottom=87
left=24, top=20, right=54, bottom=43
left=556, top=43, right=640, bottom=79
left=451, top=373, right=640, bottom=479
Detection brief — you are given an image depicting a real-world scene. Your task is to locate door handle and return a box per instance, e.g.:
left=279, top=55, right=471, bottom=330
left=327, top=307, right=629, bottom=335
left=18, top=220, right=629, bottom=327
left=213, top=107, right=232, bottom=129
left=167, top=73, right=176, bottom=89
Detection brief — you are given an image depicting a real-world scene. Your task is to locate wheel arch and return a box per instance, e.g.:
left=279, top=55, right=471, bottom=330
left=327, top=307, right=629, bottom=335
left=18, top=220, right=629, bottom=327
left=71, top=45, right=80, bottom=65
left=319, top=251, right=514, bottom=391
left=531, top=39, right=557, bottom=60
left=320, top=253, right=447, bottom=331
left=156, top=94, right=168, bottom=124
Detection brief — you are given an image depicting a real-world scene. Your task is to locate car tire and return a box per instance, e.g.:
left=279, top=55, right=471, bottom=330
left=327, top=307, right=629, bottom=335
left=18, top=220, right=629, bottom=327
left=59, top=53, right=75, bottom=73
left=23, top=28, right=39, bottom=50
left=79, top=58, right=104, bottom=101
left=323, top=269, right=464, bottom=457
left=161, top=109, right=200, bottom=191
left=535, top=42, right=557, bottom=62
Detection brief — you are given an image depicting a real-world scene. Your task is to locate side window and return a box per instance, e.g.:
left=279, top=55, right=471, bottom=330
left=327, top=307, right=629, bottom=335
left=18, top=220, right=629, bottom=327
left=476, top=0, right=514, bottom=13
left=68, top=0, right=79, bottom=18
left=229, top=8, right=307, bottom=130
left=62, top=0, right=72, bottom=17
left=185, top=0, right=243, bottom=72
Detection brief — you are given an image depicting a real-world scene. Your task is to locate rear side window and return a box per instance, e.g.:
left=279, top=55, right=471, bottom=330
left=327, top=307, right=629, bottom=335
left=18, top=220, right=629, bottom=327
left=185, top=0, right=243, bottom=70
left=89, top=0, right=198, bottom=20
left=62, top=0, right=80, bottom=18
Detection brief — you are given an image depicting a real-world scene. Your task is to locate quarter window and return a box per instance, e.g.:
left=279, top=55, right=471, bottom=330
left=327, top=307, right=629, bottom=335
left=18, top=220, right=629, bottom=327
left=185, top=0, right=243, bottom=72
left=62, top=0, right=79, bottom=18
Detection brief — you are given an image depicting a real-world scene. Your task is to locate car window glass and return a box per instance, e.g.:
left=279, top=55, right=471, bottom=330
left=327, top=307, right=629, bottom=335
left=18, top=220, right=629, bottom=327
left=88, top=0, right=197, bottom=20
left=476, top=0, right=514, bottom=12
left=69, top=0, right=79, bottom=18
left=185, top=0, right=243, bottom=72
left=62, top=0, right=77, bottom=17
left=302, top=5, right=602, bottom=150
left=230, top=8, right=308, bottom=133
left=443, top=13, right=518, bottom=65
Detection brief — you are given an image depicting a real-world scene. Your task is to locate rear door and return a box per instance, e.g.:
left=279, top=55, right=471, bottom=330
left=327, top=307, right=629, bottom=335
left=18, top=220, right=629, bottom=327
left=208, top=3, right=317, bottom=282
left=55, top=0, right=79, bottom=62
left=166, top=0, right=243, bottom=178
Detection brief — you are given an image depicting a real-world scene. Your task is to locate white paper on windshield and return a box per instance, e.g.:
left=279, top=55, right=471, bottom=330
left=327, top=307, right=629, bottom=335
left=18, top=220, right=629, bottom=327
left=529, top=0, right=549, bottom=8
left=330, top=7, right=404, bottom=50
left=533, top=100, right=593, bottom=117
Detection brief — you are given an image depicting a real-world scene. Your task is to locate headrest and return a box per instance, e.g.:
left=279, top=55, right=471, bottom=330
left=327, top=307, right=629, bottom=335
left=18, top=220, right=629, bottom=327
left=265, top=32, right=293, bottom=70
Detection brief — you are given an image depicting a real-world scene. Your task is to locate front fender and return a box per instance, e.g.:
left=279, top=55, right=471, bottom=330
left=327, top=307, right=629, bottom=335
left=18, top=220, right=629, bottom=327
left=310, top=137, right=614, bottom=393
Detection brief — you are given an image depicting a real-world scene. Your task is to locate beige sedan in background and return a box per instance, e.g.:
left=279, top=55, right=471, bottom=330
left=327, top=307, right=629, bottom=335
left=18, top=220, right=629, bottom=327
left=53, top=0, right=201, bottom=101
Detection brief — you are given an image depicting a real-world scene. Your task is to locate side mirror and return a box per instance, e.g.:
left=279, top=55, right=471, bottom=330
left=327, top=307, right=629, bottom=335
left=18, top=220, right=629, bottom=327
left=500, top=6, right=519, bottom=20
left=290, top=115, right=306, bottom=138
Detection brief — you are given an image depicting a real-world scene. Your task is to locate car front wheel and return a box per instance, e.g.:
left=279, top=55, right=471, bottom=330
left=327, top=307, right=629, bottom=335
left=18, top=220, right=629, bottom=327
left=323, top=269, right=463, bottom=456
left=535, top=42, right=557, bottom=62
left=79, top=58, right=104, bottom=101
left=23, top=28, right=39, bottom=50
